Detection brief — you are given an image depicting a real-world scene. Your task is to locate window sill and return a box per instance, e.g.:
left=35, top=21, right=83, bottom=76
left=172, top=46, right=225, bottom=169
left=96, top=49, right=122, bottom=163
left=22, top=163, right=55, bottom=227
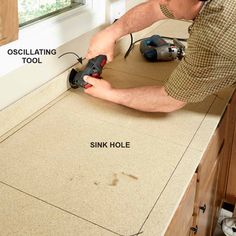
left=0, top=0, right=106, bottom=77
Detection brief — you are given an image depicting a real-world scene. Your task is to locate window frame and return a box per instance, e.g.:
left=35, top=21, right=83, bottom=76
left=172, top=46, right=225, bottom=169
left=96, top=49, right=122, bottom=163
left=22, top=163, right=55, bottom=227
left=0, top=0, right=106, bottom=76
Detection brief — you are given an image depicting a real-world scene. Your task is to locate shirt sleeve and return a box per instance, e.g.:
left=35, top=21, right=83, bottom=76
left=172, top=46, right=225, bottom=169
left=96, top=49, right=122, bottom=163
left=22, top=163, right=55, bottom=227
left=163, top=0, right=236, bottom=103
left=160, top=5, right=175, bottom=19
left=164, top=48, right=236, bottom=103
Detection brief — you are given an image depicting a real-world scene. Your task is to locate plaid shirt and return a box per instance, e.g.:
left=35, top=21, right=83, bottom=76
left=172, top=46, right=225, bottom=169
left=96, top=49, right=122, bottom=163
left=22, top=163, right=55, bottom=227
left=160, top=0, right=236, bottom=102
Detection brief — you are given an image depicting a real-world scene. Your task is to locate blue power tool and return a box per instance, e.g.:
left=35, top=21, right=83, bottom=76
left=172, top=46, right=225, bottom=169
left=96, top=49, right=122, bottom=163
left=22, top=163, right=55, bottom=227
left=140, top=35, right=185, bottom=62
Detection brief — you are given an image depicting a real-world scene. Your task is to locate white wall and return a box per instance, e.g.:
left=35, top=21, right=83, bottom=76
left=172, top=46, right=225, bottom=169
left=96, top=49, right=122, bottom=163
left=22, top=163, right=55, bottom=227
left=0, top=0, right=145, bottom=110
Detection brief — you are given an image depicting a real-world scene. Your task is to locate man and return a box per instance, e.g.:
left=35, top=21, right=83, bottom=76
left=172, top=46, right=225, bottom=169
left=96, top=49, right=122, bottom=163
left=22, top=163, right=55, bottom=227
left=84, top=0, right=236, bottom=112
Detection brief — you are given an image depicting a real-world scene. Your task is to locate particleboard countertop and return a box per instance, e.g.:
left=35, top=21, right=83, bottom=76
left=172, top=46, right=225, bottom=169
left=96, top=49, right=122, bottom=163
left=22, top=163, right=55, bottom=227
left=0, top=20, right=235, bottom=236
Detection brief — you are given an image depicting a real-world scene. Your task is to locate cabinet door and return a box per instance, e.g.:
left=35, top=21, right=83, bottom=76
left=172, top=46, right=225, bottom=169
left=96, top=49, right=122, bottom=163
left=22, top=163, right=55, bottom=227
left=227, top=131, right=236, bottom=201
left=165, top=174, right=197, bottom=236
left=195, top=163, right=219, bottom=236
left=196, top=130, right=223, bottom=200
left=212, top=147, right=225, bottom=232
left=0, top=0, right=19, bottom=46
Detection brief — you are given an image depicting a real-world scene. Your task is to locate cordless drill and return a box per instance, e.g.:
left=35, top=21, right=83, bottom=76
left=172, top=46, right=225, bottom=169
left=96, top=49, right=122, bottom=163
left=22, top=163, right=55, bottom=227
left=69, top=55, right=107, bottom=89
left=140, top=35, right=185, bottom=62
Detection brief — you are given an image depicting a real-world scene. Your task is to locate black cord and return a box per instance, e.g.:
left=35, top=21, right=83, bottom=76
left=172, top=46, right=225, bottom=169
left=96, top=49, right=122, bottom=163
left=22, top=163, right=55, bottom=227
left=124, top=36, right=151, bottom=59
left=124, top=34, right=188, bottom=59
left=58, top=52, right=84, bottom=64
left=124, top=33, right=134, bottom=59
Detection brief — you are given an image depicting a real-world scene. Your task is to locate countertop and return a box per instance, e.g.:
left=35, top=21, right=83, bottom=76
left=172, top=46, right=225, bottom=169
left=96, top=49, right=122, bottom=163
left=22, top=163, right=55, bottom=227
left=0, top=20, right=234, bottom=236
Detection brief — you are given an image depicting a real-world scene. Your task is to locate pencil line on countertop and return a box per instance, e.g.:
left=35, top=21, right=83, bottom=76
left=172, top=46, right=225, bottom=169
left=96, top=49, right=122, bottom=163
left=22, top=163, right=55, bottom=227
left=0, top=180, right=124, bottom=236
left=0, top=92, right=70, bottom=144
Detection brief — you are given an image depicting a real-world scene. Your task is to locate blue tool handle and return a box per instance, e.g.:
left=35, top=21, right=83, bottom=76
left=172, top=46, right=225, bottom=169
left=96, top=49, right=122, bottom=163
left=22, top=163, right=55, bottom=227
left=140, top=35, right=169, bottom=62
left=140, top=35, right=168, bottom=52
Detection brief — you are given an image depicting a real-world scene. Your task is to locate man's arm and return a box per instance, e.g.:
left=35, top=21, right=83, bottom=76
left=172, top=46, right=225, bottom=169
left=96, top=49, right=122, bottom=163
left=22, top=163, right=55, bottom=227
left=84, top=76, right=186, bottom=113
left=86, top=0, right=167, bottom=61
left=108, top=0, right=167, bottom=39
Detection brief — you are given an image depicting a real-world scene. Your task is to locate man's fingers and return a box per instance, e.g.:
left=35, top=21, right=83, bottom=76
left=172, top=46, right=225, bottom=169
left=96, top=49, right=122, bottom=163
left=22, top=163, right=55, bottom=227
left=84, top=76, right=97, bottom=86
left=107, top=55, right=113, bottom=63
left=85, top=52, right=93, bottom=60
left=86, top=51, right=113, bottom=62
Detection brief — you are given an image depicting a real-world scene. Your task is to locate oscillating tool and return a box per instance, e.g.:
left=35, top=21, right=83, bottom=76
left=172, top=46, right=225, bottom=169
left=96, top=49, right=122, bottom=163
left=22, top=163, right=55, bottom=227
left=69, top=55, right=107, bottom=89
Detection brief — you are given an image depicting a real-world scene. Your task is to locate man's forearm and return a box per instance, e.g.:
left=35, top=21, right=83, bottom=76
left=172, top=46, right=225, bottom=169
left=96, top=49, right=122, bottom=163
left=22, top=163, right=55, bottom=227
left=108, top=0, right=166, bottom=40
left=107, top=86, right=186, bottom=113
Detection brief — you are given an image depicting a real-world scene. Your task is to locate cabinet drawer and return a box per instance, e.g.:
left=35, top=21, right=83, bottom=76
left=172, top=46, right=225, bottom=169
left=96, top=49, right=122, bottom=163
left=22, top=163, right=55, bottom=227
left=165, top=174, right=197, bottom=236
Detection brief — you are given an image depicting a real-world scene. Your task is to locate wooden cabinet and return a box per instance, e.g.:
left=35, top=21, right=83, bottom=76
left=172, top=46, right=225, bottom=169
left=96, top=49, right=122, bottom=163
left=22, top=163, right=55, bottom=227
left=165, top=174, right=197, bottom=236
left=165, top=91, right=236, bottom=236
left=195, top=162, right=219, bottom=236
left=0, top=0, right=19, bottom=46
left=227, top=138, right=236, bottom=202
left=193, top=107, right=228, bottom=235
left=189, top=114, right=227, bottom=236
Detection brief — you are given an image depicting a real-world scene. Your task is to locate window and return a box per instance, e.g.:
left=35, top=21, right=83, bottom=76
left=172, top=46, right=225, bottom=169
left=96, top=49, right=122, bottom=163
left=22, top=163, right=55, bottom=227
left=19, top=0, right=85, bottom=26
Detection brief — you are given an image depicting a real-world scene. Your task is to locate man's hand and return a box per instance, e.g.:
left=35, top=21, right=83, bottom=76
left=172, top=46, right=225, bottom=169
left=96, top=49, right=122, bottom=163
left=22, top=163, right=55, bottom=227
left=83, top=76, right=186, bottom=113
left=86, top=27, right=117, bottom=62
left=84, top=76, right=115, bottom=101
left=86, top=1, right=166, bottom=62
